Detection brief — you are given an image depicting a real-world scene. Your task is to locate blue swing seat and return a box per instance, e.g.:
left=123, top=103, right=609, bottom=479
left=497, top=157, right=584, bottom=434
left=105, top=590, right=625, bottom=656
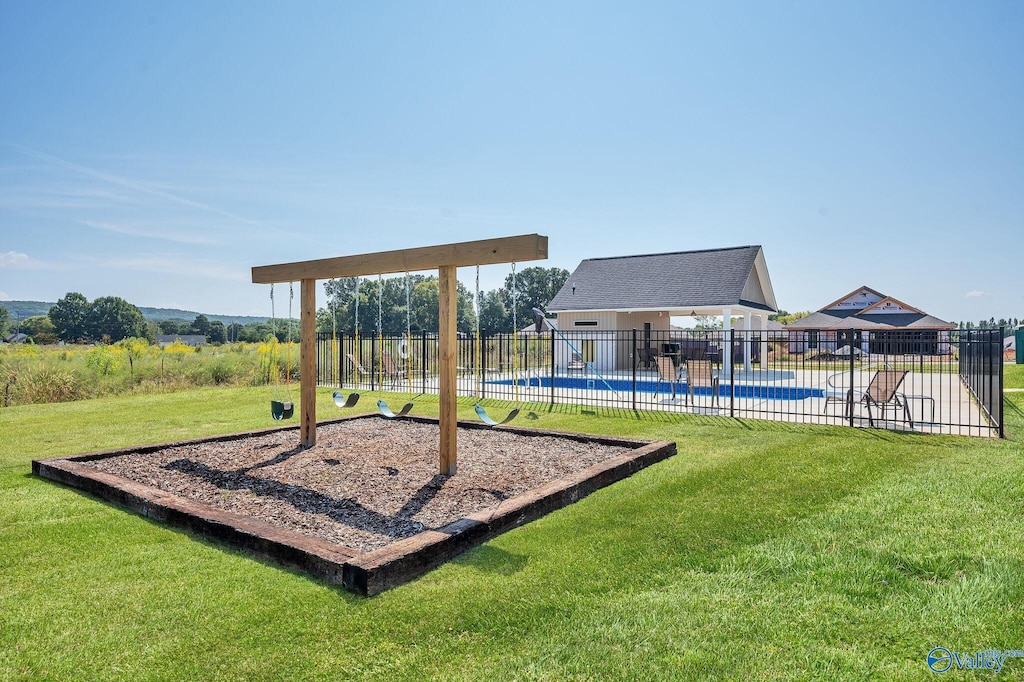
left=474, top=404, right=519, bottom=427
left=333, top=390, right=360, bottom=408
left=377, top=398, right=413, bottom=419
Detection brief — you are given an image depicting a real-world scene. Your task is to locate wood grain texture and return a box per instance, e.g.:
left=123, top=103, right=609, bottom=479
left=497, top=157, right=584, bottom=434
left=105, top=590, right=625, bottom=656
left=252, top=234, right=547, bottom=283
left=300, top=278, right=317, bottom=447
left=438, top=265, right=458, bottom=475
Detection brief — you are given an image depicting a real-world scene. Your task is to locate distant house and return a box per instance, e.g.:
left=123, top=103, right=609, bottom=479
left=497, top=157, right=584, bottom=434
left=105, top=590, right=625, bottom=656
left=546, top=245, right=778, bottom=372
left=4, top=333, right=28, bottom=344
left=784, top=286, right=955, bottom=355
left=157, top=335, right=207, bottom=348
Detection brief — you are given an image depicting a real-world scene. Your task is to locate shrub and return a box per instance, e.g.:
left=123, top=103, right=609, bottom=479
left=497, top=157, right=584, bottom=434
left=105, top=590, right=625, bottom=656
left=85, top=346, right=123, bottom=376
left=208, top=361, right=234, bottom=385
left=22, top=365, right=79, bottom=404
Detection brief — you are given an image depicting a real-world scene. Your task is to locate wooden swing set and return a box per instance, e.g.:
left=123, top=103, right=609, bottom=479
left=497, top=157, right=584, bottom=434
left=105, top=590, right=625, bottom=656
left=251, top=233, right=548, bottom=475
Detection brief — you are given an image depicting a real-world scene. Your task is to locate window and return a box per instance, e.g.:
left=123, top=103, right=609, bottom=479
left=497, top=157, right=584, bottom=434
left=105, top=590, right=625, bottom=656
left=573, top=320, right=598, bottom=327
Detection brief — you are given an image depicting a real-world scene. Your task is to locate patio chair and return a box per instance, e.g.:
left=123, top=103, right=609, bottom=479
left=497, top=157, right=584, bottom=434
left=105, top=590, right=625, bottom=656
left=684, top=359, right=719, bottom=408
left=858, top=369, right=912, bottom=428
left=654, top=355, right=683, bottom=400
left=381, top=352, right=408, bottom=389
left=345, top=353, right=373, bottom=384
left=567, top=353, right=586, bottom=373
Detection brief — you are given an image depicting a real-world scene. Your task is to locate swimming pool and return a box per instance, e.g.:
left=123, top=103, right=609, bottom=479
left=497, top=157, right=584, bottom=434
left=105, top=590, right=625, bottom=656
left=488, top=376, right=825, bottom=401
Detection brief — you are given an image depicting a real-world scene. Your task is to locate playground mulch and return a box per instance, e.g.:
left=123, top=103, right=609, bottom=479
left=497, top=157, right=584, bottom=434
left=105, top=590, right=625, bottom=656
left=79, top=417, right=635, bottom=552
left=34, top=415, right=675, bottom=594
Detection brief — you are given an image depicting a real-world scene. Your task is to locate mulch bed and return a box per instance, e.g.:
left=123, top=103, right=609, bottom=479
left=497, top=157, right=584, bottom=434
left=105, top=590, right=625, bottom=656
left=33, top=414, right=675, bottom=594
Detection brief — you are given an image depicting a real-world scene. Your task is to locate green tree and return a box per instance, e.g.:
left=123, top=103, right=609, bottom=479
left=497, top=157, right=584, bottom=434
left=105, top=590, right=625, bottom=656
left=500, top=267, right=569, bottom=330
left=158, top=319, right=188, bottom=335
left=409, top=279, right=438, bottom=334
left=190, top=314, right=211, bottom=338
left=322, top=274, right=485, bottom=335
left=50, top=292, right=91, bottom=342
left=323, top=277, right=361, bottom=333
left=88, top=296, right=147, bottom=342
left=20, top=315, right=58, bottom=344
left=226, top=322, right=244, bottom=342
left=774, top=310, right=812, bottom=325
left=238, top=321, right=273, bottom=343
left=0, top=306, right=9, bottom=338
left=208, top=320, right=227, bottom=344
left=476, top=289, right=508, bottom=335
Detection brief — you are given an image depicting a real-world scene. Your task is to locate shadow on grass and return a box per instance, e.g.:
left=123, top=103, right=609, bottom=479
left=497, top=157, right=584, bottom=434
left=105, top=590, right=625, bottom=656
left=451, top=545, right=530, bottom=576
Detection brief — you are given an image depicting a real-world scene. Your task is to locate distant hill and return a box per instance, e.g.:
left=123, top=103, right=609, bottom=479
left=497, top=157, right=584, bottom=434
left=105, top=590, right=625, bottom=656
left=0, top=300, right=269, bottom=326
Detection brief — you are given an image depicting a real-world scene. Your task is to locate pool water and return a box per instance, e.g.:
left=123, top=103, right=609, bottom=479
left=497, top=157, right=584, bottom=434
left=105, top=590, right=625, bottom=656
left=488, top=376, right=825, bottom=401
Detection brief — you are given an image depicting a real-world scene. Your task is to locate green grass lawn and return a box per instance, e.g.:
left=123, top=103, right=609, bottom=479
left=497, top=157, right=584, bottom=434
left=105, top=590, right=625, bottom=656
left=1005, top=363, right=1024, bottom=389
left=2, top=387, right=1023, bottom=681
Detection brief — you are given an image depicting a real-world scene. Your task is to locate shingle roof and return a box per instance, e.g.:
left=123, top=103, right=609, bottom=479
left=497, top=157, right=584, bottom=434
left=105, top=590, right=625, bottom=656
left=786, top=311, right=954, bottom=330
left=547, top=245, right=773, bottom=312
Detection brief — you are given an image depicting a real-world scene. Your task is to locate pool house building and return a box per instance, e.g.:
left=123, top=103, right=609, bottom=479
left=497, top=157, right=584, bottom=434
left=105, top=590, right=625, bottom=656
left=545, top=245, right=778, bottom=376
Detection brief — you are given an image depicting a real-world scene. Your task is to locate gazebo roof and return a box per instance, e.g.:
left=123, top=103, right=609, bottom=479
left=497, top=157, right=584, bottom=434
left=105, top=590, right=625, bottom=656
left=547, top=245, right=777, bottom=315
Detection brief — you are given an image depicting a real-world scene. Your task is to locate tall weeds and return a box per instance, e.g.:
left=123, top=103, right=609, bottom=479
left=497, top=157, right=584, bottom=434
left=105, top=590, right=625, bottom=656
left=0, top=340, right=291, bottom=407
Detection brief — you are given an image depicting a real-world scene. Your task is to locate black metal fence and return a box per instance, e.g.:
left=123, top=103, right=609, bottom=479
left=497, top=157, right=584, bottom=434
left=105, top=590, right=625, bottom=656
left=958, top=328, right=1004, bottom=437
left=317, top=327, right=1004, bottom=437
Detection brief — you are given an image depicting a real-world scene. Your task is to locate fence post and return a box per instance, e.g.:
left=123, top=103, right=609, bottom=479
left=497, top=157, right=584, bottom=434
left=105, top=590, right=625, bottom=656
left=999, top=327, right=1005, bottom=438
left=631, top=328, right=637, bottom=411
left=729, top=329, right=735, bottom=418
left=371, top=332, right=377, bottom=391
left=550, top=330, right=556, bottom=406
left=848, top=328, right=855, bottom=428
left=479, top=333, right=486, bottom=401
left=419, top=330, right=425, bottom=393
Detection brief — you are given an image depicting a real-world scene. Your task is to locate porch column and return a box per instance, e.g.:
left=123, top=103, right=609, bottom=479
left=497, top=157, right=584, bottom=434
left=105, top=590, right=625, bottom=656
left=759, top=314, right=769, bottom=369
left=722, top=308, right=732, bottom=378
left=743, top=310, right=753, bottom=372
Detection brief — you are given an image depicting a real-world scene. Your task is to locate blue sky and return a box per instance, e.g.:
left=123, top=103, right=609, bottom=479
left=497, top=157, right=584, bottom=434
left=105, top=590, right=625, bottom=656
left=1, top=1, right=1021, bottom=323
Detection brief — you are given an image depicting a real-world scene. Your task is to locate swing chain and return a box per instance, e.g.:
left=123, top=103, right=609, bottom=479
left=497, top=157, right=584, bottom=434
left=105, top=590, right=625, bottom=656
left=288, top=282, right=294, bottom=344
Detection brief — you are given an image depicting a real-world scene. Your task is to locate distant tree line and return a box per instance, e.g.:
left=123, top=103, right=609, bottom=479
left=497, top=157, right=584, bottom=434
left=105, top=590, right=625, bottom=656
left=317, top=267, right=570, bottom=337
left=955, top=318, right=1021, bottom=331
left=1, top=267, right=570, bottom=345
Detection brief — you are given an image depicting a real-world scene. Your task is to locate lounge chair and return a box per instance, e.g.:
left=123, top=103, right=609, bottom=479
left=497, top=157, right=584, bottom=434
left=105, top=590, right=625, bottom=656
left=858, top=369, right=912, bottom=428
left=381, top=352, right=408, bottom=389
left=345, top=353, right=373, bottom=384
left=824, top=368, right=912, bottom=428
left=654, top=355, right=683, bottom=400
left=567, top=353, right=586, bottom=373
left=684, top=359, right=719, bottom=408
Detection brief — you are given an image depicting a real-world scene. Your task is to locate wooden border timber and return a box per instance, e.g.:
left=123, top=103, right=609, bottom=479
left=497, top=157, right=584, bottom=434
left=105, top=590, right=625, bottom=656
left=32, top=414, right=676, bottom=596
left=250, top=234, right=548, bottom=470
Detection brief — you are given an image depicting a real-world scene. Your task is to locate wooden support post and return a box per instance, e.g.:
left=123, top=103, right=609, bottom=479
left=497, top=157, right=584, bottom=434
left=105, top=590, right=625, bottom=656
left=252, top=234, right=547, bottom=459
left=438, top=265, right=458, bottom=475
left=300, top=278, right=317, bottom=448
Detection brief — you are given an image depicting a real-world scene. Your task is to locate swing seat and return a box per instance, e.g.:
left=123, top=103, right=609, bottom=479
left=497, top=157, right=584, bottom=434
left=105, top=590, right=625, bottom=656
left=333, top=390, right=360, bottom=408
left=377, top=398, right=413, bottom=419
left=271, top=400, right=294, bottom=421
left=475, top=404, right=519, bottom=427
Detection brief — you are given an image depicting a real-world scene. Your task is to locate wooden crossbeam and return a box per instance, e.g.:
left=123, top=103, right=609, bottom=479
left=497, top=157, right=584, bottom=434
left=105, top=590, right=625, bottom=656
left=252, top=234, right=547, bottom=284
left=251, top=234, right=549, bottom=473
